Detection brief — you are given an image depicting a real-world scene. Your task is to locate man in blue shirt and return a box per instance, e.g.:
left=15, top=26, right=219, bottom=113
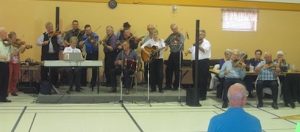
left=208, top=83, right=262, bottom=132
left=255, top=52, right=280, bottom=109
left=79, top=24, right=99, bottom=88
left=219, top=49, right=246, bottom=108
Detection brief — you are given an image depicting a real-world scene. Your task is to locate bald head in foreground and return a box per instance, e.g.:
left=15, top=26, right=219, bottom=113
left=208, top=83, right=262, bottom=132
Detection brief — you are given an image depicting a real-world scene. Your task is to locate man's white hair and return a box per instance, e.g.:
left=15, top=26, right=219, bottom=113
left=227, top=83, right=248, bottom=101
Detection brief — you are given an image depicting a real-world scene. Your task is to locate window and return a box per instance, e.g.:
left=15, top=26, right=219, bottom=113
left=222, top=8, right=258, bottom=31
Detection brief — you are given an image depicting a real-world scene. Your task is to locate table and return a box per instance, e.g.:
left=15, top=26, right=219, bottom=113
left=43, top=60, right=103, bottom=94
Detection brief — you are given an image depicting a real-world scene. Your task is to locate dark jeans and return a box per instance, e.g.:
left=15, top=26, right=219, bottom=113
left=0, top=62, right=9, bottom=100
left=192, top=59, right=210, bottom=99
left=41, top=53, right=58, bottom=86
left=243, top=75, right=256, bottom=94
left=111, top=68, right=134, bottom=90
left=165, top=52, right=182, bottom=89
left=144, top=62, right=149, bottom=82
left=150, top=59, right=164, bottom=91
left=85, top=52, right=99, bottom=87
left=222, top=78, right=243, bottom=103
left=256, top=80, right=278, bottom=103
left=104, top=52, right=116, bottom=85
left=67, top=68, right=81, bottom=91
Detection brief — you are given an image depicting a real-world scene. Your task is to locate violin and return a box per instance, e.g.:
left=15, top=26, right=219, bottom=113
left=12, top=39, right=32, bottom=49
left=48, top=31, right=61, bottom=37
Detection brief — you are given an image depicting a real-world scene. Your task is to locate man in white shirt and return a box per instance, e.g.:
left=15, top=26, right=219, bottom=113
left=186, top=30, right=211, bottom=100
left=141, top=29, right=166, bottom=93
left=63, top=37, right=82, bottom=93
left=0, top=27, right=12, bottom=102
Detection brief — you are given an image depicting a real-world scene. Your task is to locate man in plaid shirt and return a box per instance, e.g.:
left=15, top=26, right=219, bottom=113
left=255, top=52, right=281, bottom=109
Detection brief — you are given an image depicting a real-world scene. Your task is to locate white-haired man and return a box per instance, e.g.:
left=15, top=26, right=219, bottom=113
left=208, top=83, right=262, bottom=132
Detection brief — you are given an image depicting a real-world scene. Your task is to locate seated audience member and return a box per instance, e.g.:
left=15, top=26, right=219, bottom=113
left=219, top=49, right=246, bottom=108
left=248, top=49, right=263, bottom=68
left=273, top=50, right=288, bottom=72
left=244, top=49, right=263, bottom=98
left=255, top=52, right=281, bottom=109
left=211, top=49, right=232, bottom=98
left=273, top=50, right=295, bottom=108
left=63, top=37, right=82, bottom=93
left=208, top=83, right=262, bottom=132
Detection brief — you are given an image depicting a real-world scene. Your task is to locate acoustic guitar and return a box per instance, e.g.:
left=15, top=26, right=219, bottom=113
left=141, top=46, right=164, bottom=63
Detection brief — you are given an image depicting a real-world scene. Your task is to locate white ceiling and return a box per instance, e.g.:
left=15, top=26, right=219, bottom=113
left=242, top=0, right=300, bottom=4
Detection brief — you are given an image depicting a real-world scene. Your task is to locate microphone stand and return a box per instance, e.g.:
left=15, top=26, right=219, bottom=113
left=119, top=50, right=124, bottom=105
left=178, top=44, right=183, bottom=106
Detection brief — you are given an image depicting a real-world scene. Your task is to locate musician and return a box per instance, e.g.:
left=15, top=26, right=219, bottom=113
left=141, top=24, right=155, bottom=82
left=37, top=22, right=62, bottom=87
left=103, top=25, right=117, bottom=87
left=219, top=49, right=246, bottom=108
left=116, top=22, right=131, bottom=41
left=186, top=30, right=211, bottom=100
left=141, top=29, right=165, bottom=93
left=79, top=24, right=99, bottom=89
left=255, top=52, right=280, bottom=109
left=63, top=37, right=82, bottom=93
left=117, top=28, right=139, bottom=50
left=0, top=27, right=12, bottom=102
left=111, top=42, right=138, bottom=94
left=164, top=24, right=185, bottom=90
left=64, top=20, right=84, bottom=47
left=8, top=32, right=30, bottom=96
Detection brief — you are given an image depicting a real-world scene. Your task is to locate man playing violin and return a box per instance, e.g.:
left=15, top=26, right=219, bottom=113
left=0, top=27, right=12, bottom=102
left=117, top=28, right=142, bottom=50
left=111, top=41, right=138, bottom=94
left=102, top=25, right=117, bottom=87
left=219, top=49, right=246, bottom=108
left=164, top=24, right=185, bottom=91
left=255, top=52, right=281, bottom=109
left=37, top=22, right=62, bottom=88
left=8, top=32, right=32, bottom=96
left=141, top=29, right=166, bottom=93
left=79, top=24, right=99, bottom=89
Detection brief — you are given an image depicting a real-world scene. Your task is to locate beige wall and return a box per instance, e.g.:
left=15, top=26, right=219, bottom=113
left=1, top=0, right=300, bottom=68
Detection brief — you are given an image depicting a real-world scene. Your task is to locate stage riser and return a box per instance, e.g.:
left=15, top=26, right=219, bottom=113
left=37, top=95, right=186, bottom=103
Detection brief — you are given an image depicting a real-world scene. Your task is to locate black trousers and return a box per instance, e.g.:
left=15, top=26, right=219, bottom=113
left=144, top=62, right=149, bottom=82
left=41, top=53, right=58, bottom=86
left=111, top=68, right=134, bottom=90
left=256, top=80, right=278, bottom=103
left=0, top=62, right=9, bottom=100
left=150, top=59, right=164, bottom=91
left=222, top=78, right=243, bottom=103
left=84, top=52, right=99, bottom=87
left=192, top=59, right=210, bottom=99
left=165, top=52, right=182, bottom=89
left=66, top=68, right=81, bottom=91
left=104, top=52, right=116, bottom=85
